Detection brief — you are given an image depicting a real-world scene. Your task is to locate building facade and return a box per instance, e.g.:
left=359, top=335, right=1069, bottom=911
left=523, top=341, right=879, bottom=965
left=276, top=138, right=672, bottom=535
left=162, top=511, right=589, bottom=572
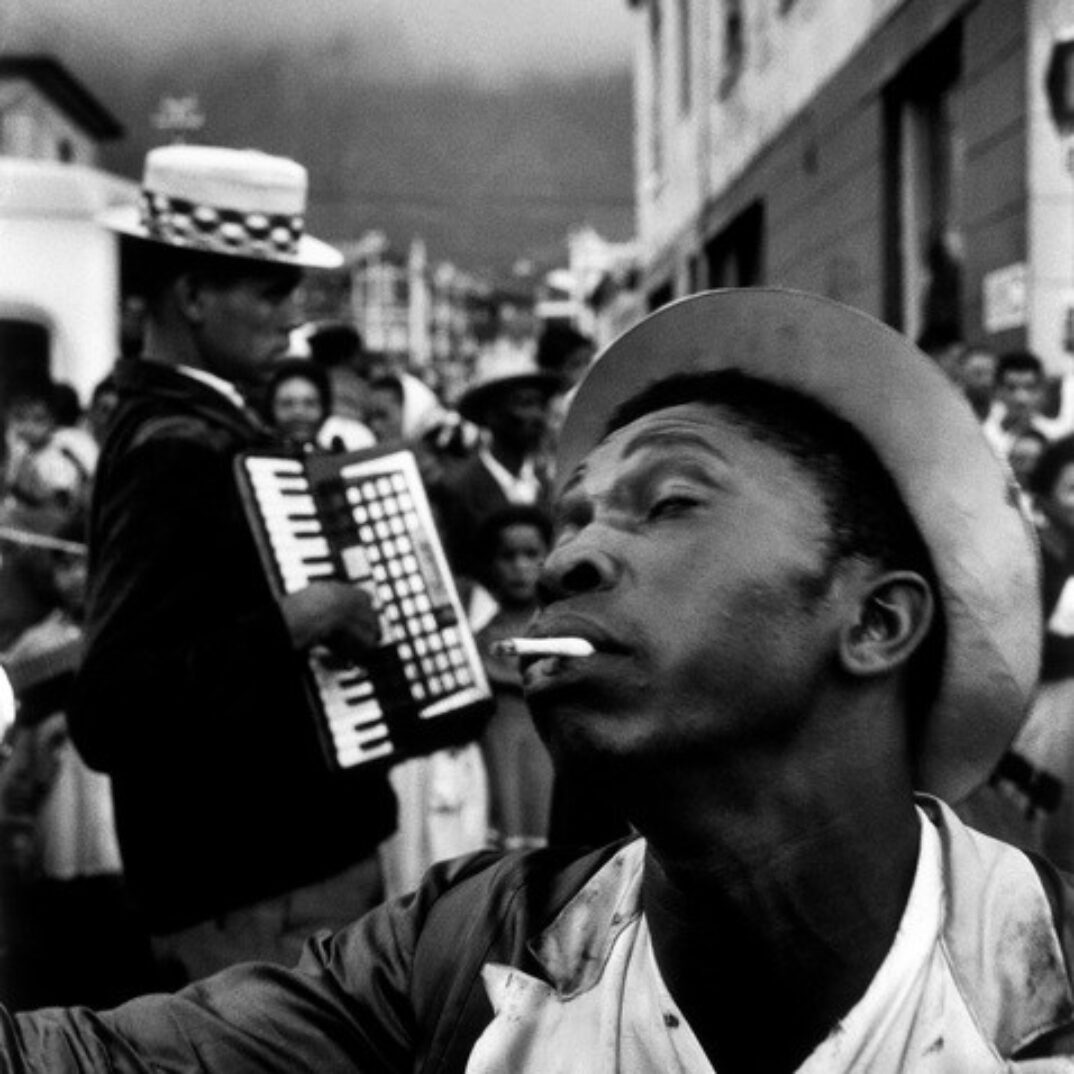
left=0, top=56, right=122, bottom=167
left=629, top=0, right=1074, bottom=367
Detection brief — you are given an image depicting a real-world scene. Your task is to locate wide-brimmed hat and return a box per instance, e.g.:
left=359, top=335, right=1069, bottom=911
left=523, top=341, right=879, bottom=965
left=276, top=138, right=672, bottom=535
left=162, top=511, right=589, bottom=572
left=557, top=288, right=1041, bottom=804
left=99, top=145, right=342, bottom=270
left=457, top=347, right=562, bottom=425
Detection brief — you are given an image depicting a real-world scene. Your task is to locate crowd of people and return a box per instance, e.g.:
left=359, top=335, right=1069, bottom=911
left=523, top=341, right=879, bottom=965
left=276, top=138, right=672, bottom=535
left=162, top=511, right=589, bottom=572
left=4, top=143, right=1074, bottom=1069
left=0, top=145, right=600, bottom=1008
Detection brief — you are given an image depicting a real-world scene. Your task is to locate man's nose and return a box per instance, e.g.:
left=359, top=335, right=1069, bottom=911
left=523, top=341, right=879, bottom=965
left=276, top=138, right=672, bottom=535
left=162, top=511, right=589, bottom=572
left=537, top=534, right=619, bottom=606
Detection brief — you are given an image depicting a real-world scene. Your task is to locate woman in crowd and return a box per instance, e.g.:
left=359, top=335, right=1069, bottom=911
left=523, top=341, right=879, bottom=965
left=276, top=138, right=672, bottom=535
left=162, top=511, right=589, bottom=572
left=264, top=359, right=334, bottom=453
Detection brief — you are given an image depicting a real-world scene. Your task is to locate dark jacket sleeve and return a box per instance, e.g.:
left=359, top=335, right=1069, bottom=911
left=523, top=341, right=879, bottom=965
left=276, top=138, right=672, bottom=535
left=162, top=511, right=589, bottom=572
left=0, top=844, right=622, bottom=1073
left=0, top=850, right=514, bottom=1074
left=68, top=426, right=300, bottom=773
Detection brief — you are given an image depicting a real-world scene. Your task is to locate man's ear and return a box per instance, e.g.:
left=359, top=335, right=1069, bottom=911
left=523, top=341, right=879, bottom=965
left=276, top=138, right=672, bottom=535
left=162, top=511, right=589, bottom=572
left=839, top=571, right=935, bottom=680
left=173, top=274, right=207, bottom=324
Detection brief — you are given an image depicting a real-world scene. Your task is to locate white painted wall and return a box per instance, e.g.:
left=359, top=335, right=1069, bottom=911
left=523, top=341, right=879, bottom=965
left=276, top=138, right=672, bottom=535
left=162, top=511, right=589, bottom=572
left=0, top=159, right=137, bottom=399
left=634, top=0, right=908, bottom=268
left=1027, top=0, right=1074, bottom=372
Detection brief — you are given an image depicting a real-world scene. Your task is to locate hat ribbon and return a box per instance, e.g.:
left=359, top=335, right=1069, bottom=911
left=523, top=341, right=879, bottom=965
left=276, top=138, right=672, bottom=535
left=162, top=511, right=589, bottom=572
left=140, top=189, right=305, bottom=259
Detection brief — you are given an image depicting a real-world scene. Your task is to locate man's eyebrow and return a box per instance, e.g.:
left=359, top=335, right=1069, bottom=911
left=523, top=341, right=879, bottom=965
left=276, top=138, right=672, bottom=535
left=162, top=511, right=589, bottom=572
left=620, top=426, right=729, bottom=464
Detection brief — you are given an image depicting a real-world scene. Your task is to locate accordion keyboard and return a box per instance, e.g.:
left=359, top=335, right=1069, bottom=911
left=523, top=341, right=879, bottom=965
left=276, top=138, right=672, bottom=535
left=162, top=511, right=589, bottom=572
left=239, top=451, right=490, bottom=770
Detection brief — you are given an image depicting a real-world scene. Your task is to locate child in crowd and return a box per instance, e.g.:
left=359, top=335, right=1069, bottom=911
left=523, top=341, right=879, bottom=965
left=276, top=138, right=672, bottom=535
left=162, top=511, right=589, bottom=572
left=4, top=386, right=91, bottom=514
left=474, top=504, right=555, bottom=849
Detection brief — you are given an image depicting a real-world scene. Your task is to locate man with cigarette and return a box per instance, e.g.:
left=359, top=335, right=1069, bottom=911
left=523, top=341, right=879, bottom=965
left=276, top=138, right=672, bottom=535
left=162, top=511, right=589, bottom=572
left=4, top=289, right=1071, bottom=1071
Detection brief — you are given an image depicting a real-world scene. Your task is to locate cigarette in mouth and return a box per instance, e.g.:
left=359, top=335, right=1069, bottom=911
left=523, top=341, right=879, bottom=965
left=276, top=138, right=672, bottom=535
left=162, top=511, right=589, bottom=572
left=491, top=637, right=596, bottom=659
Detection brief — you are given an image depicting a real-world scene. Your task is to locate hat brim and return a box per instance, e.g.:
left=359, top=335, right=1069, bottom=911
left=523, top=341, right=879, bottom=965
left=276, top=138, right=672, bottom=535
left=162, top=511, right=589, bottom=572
left=557, top=288, right=1041, bottom=803
left=98, top=204, right=343, bottom=270
left=458, top=372, right=562, bottom=424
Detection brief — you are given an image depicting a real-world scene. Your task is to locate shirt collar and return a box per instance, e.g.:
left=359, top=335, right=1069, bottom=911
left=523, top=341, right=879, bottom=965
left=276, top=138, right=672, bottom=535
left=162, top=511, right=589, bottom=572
left=175, top=365, right=248, bottom=412
left=479, top=445, right=540, bottom=503
left=528, top=796, right=1074, bottom=1056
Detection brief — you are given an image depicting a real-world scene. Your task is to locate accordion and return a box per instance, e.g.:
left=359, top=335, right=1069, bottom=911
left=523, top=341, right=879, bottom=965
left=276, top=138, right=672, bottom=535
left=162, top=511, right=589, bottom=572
left=236, top=446, right=493, bottom=772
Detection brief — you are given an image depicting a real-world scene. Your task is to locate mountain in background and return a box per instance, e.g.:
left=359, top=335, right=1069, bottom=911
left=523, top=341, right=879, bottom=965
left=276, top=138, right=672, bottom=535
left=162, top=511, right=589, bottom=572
left=54, top=34, right=636, bottom=278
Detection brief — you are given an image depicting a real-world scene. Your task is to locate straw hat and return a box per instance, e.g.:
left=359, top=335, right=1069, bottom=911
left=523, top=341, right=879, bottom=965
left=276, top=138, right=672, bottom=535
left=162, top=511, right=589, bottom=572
left=99, top=145, right=342, bottom=269
left=557, top=288, right=1041, bottom=803
left=457, top=347, right=562, bottom=425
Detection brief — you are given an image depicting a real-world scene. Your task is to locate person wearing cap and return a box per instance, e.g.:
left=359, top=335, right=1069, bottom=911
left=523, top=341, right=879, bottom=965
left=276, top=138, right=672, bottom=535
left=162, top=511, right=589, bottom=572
left=7, top=289, right=1074, bottom=1071
left=437, top=350, right=560, bottom=580
left=64, top=146, right=396, bottom=982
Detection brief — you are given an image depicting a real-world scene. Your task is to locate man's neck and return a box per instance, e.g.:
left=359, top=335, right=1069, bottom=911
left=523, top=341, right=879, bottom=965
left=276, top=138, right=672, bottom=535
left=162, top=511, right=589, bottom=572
left=141, top=319, right=201, bottom=370
left=631, top=711, right=920, bottom=1073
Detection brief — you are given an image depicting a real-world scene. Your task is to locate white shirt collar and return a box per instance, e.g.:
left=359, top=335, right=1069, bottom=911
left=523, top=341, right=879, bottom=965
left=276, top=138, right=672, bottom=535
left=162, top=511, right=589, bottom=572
left=175, top=365, right=248, bottom=412
left=479, top=445, right=540, bottom=505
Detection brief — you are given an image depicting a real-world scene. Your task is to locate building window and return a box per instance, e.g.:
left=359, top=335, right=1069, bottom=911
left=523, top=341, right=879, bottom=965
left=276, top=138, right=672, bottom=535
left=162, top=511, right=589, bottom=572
left=883, top=23, right=964, bottom=344
left=704, top=201, right=765, bottom=288
left=719, top=0, right=745, bottom=99
left=677, top=0, right=692, bottom=116
left=650, top=0, right=665, bottom=177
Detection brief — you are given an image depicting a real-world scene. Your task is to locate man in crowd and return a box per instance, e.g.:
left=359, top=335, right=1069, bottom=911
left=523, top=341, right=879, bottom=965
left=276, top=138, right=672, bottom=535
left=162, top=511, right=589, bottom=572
left=957, top=343, right=997, bottom=422
left=6, top=289, right=1069, bottom=1070
left=65, top=145, right=397, bottom=982
left=437, top=351, right=559, bottom=579
left=982, top=349, right=1062, bottom=455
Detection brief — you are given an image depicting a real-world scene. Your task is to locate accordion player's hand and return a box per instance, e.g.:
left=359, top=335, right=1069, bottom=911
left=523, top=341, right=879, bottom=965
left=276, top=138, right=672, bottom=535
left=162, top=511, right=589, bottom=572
left=280, top=581, right=381, bottom=660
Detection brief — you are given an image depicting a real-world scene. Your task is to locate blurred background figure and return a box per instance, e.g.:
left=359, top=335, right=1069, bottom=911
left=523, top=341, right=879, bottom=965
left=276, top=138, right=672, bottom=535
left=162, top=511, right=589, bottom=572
left=264, top=359, right=334, bottom=453
left=535, top=323, right=596, bottom=447
left=967, top=434, right=1074, bottom=868
left=958, top=345, right=997, bottom=423
left=3, top=385, right=92, bottom=517
left=0, top=515, right=155, bottom=1009
left=85, top=376, right=120, bottom=450
left=983, top=350, right=1061, bottom=456
left=362, top=374, right=406, bottom=447
left=305, top=321, right=376, bottom=451
left=49, top=382, right=100, bottom=484
left=1008, top=428, right=1049, bottom=511
left=438, top=351, right=559, bottom=581
left=363, top=350, right=445, bottom=442
left=118, top=294, right=148, bottom=361
left=916, top=323, right=965, bottom=384
left=473, top=505, right=555, bottom=850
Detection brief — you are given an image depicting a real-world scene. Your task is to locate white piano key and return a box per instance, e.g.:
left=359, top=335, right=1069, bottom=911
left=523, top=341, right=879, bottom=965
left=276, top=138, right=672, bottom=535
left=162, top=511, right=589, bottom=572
left=336, top=738, right=394, bottom=768
left=332, top=715, right=391, bottom=746
left=331, top=698, right=384, bottom=727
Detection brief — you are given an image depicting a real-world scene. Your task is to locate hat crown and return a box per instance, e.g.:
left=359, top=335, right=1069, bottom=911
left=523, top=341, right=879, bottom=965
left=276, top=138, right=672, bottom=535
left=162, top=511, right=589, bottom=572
left=143, top=145, right=307, bottom=217
left=469, top=343, right=546, bottom=391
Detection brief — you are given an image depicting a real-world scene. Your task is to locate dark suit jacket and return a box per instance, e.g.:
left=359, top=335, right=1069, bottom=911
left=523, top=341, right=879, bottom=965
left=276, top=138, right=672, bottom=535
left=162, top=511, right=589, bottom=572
left=69, top=359, right=396, bottom=932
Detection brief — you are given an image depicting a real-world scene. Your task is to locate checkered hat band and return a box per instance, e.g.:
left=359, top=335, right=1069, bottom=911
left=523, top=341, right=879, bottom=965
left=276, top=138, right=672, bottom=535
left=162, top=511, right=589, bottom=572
left=140, top=191, right=305, bottom=258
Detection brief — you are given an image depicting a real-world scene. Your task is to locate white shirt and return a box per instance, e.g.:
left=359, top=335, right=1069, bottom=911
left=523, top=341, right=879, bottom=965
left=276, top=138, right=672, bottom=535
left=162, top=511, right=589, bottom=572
left=478, top=446, right=541, bottom=505
left=466, top=811, right=1026, bottom=1073
left=981, top=404, right=1063, bottom=458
